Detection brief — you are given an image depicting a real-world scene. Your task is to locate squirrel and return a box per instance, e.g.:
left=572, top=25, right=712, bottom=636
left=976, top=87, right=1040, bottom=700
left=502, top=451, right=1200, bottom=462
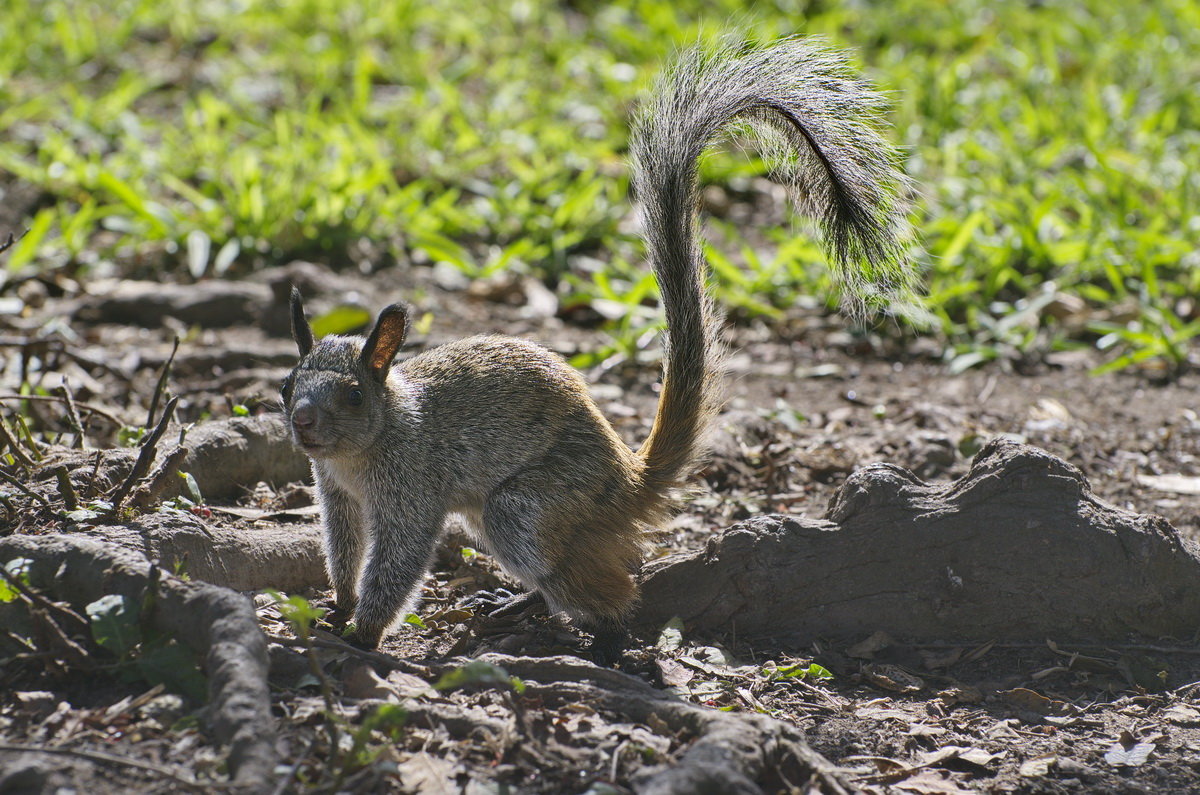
left=282, top=37, right=914, bottom=663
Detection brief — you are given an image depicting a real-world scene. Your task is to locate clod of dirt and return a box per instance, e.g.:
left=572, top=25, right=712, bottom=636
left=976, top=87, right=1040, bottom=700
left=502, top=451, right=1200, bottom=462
left=636, top=438, right=1200, bottom=643
left=73, top=280, right=273, bottom=329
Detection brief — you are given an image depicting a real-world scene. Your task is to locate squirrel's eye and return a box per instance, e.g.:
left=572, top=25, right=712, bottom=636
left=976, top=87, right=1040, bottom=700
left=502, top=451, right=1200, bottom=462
left=347, top=387, right=364, bottom=407
left=280, top=375, right=294, bottom=403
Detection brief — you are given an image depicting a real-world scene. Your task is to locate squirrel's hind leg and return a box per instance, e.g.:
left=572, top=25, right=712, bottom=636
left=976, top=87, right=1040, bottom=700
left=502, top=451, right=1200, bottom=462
left=482, top=466, right=642, bottom=664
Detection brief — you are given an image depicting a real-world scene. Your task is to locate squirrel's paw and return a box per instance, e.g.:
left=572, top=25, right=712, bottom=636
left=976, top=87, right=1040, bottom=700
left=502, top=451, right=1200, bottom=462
left=461, top=587, right=517, bottom=612
left=340, top=622, right=381, bottom=650
left=586, top=624, right=628, bottom=668
left=462, top=588, right=545, bottom=621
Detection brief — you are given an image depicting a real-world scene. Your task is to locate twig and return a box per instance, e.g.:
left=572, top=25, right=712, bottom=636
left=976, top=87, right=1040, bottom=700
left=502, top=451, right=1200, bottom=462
left=264, top=633, right=427, bottom=675
left=271, top=734, right=320, bottom=795
left=0, top=414, right=34, bottom=467
left=0, top=565, right=91, bottom=668
left=54, top=465, right=79, bottom=510
left=130, top=446, right=188, bottom=508
left=58, top=378, right=86, bottom=448
left=0, top=228, right=27, bottom=256
left=0, top=743, right=204, bottom=791
left=908, top=639, right=1200, bottom=655
left=83, top=450, right=103, bottom=500
left=298, top=626, right=342, bottom=767
left=109, top=396, right=178, bottom=514
left=146, top=336, right=179, bottom=429
left=0, top=393, right=124, bottom=427
left=0, top=467, right=49, bottom=505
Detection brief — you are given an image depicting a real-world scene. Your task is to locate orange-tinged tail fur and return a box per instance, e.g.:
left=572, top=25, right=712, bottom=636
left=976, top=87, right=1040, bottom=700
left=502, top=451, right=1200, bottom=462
left=632, top=38, right=915, bottom=497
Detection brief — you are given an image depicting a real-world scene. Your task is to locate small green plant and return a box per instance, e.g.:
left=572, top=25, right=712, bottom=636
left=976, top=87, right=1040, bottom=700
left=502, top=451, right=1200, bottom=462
left=84, top=592, right=208, bottom=700
left=433, top=659, right=525, bottom=694
left=764, top=662, right=834, bottom=683
left=266, top=589, right=327, bottom=639
left=0, top=557, right=33, bottom=603
left=342, top=703, right=409, bottom=772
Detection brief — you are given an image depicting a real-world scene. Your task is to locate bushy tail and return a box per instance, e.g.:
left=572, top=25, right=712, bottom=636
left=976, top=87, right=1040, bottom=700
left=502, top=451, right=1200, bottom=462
left=632, top=37, right=915, bottom=493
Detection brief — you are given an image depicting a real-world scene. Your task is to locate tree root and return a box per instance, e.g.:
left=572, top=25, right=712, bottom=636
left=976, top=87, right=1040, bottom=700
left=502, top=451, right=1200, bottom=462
left=0, top=534, right=276, bottom=791
left=636, top=438, right=1200, bottom=644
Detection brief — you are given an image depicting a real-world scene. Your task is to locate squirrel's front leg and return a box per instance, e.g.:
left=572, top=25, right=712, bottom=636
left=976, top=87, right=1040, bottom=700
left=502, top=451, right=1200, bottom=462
left=313, top=468, right=366, bottom=619
left=346, top=498, right=444, bottom=649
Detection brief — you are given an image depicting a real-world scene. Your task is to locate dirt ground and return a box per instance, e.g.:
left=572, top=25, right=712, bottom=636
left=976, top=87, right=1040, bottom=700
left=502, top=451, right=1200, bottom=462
left=2, top=262, right=1199, bottom=793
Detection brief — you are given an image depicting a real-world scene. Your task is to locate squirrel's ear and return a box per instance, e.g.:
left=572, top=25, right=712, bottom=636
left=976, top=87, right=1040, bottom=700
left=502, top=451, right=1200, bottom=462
left=361, top=303, right=410, bottom=380
left=290, top=287, right=315, bottom=356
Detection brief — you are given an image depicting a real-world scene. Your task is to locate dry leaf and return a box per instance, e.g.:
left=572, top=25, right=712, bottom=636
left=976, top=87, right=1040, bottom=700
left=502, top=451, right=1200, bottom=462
left=656, top=658, right=695, bottom=687
left=847, top=631, right=894, bottom=659
left=1019, top=755, right=1057, bottom=777
left=1000, top=687, right=1070, bottom=715
left=1164, top=704, right=1200, bottom=726
left=342, top=660, right=393, bottom=700
left=919, top=745, right=1004, bottom=770
left=855, top=705, right=916, bottom=723
left=937, top=685, right=983, bottom=706
left=395, top=754, right=459, bottom=795
left=863, top=663, right=924, bottom=693
left=894, top=769, right=975, bottom=794
left=919, top=647, right=962, bottom=670
left=1104, top=737, right=1155, bottom=767
left=1137, top=474, right=1200, bottom=495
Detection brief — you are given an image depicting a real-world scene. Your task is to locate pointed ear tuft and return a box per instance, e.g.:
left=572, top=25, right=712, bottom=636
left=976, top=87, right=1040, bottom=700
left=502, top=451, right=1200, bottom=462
left=290, top=287, right=315, bottom=356
left=361, top=303, right=411, bottom=380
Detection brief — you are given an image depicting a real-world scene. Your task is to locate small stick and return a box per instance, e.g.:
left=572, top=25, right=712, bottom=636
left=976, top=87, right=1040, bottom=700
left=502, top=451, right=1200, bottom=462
left=54, top=465, right=79, bottom=510
left=10, top=413, right=43, bottom=462
left=0, top=229, right=27, bottom=256
left=58, top=378, right=86, bottom=448
left=0, top=394, right=124, bottom=426
left=145, top=336, right=179, bottom=430
left=0, top=414, right=33, bottom=467
left=109, top=396, right=178, bottom=514
left=83, top=450, right=103, bottom=500
left=264, top=633, right=427, bottom=675
left=130, top=446, right=189, bottom=508
left=0, top=743, right=204, bottom=790
left=0, top=467, right=48, bottom=505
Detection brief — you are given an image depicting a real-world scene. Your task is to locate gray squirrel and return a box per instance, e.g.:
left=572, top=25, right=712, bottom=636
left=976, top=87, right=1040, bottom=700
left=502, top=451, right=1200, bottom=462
left=282, top=37, right=914, bottom=663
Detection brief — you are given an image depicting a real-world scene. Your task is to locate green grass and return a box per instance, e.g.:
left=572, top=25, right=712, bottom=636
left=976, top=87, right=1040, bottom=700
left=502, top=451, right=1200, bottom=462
left=1, top=0, right=1197, bottom=371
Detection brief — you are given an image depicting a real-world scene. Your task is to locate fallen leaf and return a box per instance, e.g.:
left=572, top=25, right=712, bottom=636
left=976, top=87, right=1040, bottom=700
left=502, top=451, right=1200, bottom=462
left=1019, top=756, right=1057, bottom=777
left=862, top=664, right=924, bottom=693
left=894, top=769, right=975, bottom=794
left=1137, top=474, right=1200, bottom=495
left=907, top=723, right=948, bottom=738
left=847, top=631, right=894, bottom=659
left=855, top=705, right=916, bottom=723
left=919, top=745, right=1004, bottom=770
left=1164, top=705, right=1200, bottom=726
left=395, top=753, right=459, bottom=795
left=656, top=658, right=695, bottom=687
left=1104, top=733, right=1155, bottom=767
left=1000, top=687, right=1071, bottom=715
left=919, top=647, right=962, bottom=670
left=656, top=617, right=684, bottom=651
left=342, top=660, right=393, bottom=699
left=937, top=685, right=983, bottom=706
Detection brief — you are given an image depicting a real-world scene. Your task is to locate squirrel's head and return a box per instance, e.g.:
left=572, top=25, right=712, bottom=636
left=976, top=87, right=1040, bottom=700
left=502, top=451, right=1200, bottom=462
left=282, top=288, right=411, bottom=458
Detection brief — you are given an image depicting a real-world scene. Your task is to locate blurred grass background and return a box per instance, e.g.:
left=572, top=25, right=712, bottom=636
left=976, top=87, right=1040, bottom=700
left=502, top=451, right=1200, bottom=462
left=1, top=0, right=1197, bottom=372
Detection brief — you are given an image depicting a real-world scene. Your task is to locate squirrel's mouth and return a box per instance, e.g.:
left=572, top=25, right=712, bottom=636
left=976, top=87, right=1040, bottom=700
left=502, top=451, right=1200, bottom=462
left=292, top=433, right=330, bottom=454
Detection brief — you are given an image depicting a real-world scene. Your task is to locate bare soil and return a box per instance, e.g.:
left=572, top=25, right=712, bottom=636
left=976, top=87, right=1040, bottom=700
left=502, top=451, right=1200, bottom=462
left=2, top=263, right=1199, bottom=793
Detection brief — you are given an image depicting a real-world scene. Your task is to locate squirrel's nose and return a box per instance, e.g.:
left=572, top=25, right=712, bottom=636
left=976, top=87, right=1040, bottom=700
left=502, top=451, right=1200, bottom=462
left=292, top=403, right=317, bottom=430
